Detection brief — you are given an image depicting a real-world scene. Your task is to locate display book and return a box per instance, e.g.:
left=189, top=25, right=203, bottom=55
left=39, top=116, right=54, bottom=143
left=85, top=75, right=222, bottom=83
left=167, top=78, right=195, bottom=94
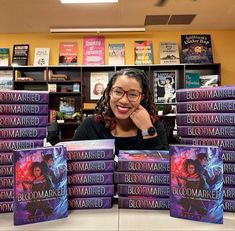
left=170, top=144, right=223, bottom=224
left=14, top=145, right=67, bottom=225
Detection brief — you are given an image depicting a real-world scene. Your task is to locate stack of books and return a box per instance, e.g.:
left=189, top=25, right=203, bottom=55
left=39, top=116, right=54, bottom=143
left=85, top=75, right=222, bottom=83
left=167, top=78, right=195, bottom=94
left=115, top=150, right=170, bottom=210
left=0, top=90, right=49, bottom=213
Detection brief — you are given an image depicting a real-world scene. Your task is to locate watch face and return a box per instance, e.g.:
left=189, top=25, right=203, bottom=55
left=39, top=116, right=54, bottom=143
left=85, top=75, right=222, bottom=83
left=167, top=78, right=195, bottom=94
left=148, top=126, right=156, bottom=136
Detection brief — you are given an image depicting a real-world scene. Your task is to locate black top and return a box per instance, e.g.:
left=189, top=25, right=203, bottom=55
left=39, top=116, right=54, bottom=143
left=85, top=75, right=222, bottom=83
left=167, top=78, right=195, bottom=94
left=72, top=116, right=168, bottom=154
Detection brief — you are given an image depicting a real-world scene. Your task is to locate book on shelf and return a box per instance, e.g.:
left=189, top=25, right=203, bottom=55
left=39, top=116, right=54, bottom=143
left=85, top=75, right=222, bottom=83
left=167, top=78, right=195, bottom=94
left=73, top=83, right=80, bottom=93
left=48, top=83, right=57, bottom=92
left=48, top=70, right=68, bottom=81
left=59, top=97, right=75, bottom=118
left=185, top=72, right=200, bottom=88
left=14, top=146, right=67, bottom=225
left=83, top=102, right=97, bottom=110
left=59, top=42, right=77, bottom=65
left=181, top=34, right=213, bottom=64
left=108, top=43, right=125, bottom=65
left=0, top=48, right=10, bottom=66
left=33, top=48, right=50, bottom=66
left=0, top=70, right=13, bottom=90
left=153, top=70, right=176, bottom=104
left=170, top=144, right=223, bottom=224
left=160, top=42, right=180, bottom=64
left=200, top=74, right=219, bottom=87
left=12, top=44, right=29, bottom=66
left=134, top=40, right=153, bottom=65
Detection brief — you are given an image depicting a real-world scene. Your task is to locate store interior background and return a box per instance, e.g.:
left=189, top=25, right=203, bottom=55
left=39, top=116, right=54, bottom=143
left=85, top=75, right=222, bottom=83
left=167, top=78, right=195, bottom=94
left=0, top=0, right=235, bottom=86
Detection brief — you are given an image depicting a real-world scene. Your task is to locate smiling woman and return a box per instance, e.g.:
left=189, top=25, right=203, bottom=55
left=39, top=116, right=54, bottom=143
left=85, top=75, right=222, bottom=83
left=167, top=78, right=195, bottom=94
left=72, top=68, right=168, bottom=154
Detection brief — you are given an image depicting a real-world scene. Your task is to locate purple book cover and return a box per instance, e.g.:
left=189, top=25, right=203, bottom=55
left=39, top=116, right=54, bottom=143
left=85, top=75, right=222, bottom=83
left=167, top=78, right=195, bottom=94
left=223, top=187, right=235, bottom=200
left=180, top=137, right=235, bottom=150
left=0, top=176, right=13, bottom=189
left=0, top=165, right=13, bottom=177
left=223, top=174, right=235, bottom=186
left=0, top=115, right=48, bottom=128
left=170, top=144, right=223, bottom=224
left=117, top=184, right=170, bottom=197
left=0, top=127, right=47, bottom=139
left=224, top=200, right=235, bottom=212
left=0, top=152, right=13, bottom=165
left=0, top=139, right=44, bottom=152
left=0, top=104, right=48, bottom=115
left=68, top=185, right=114, bottom=198
left=177, top=100, right=235, bottom=113
left=67, top=160, right=114, bottom=173
left=222, top=150, right=235, bottom=163
left=118, top=197, right=169, bottom=210
left=68, top=197, right=112, bottom=209
left=118, top=150, right=169, bottom=173
left=0, top=188, right=13, bottom=201
left=176, top=86, right=235, bottom=102
left=223, top=163, right=235, bottom=174
left=67, top=172, right=113, bottom=185
left=114, top=172, right=169, bottom=185
left=0, top=90, right=49, bottom=104
left=177, top=126, right=235, bottom=138
left=14, top=146, right=67, bottom=225
left=176, top=113, right=235, bottom=126
left=0, top=201, right=13, bottom=213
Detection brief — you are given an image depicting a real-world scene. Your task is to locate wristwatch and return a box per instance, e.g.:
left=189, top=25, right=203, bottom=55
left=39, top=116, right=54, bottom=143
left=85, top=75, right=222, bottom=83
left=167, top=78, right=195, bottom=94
left=142, top=126, right=157, bottom=137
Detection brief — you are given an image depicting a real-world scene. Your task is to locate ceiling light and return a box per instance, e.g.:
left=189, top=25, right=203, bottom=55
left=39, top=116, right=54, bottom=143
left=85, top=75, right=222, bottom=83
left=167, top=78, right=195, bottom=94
left=60, top=0, right=118, bottom=3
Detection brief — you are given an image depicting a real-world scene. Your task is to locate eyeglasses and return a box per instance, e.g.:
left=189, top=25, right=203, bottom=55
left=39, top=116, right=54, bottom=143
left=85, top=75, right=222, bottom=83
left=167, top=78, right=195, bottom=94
left=111, top=87, right=142, bottom=102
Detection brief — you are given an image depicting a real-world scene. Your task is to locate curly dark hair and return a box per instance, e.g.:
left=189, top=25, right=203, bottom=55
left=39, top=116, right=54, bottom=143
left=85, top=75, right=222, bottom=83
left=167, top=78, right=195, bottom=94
left=183, top=159, right=196, bottom=173
left=95, top=68, right=158, bottom=129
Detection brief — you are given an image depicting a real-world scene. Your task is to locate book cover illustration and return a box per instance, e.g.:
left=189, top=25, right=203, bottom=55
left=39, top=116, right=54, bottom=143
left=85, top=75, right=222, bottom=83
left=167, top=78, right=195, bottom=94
left=59, top=97, right=75, bottom=119
left=12, top=44, right=29, bottom=66
left=0, top=48, right=10, bottom=66
left=83, top=36, right=105, bottom=65
left=14, top=146, right=67, bottom=225
left=185, top=72, right=200, bottom=88
left=181, top=34, right=213, bottom=64
left=200, top=75, right=219, bottom=87
left=134, top=40, right=153, bottom=65
left=153, top=71, right=176, bottom=103
left=160, top=42, right=180, bottom=64
left=108, top=43, right=125, bottom=65
left=0, top=70, right=13, bottom=90
left=34, top=48, right=50, bottom=66
left=170, top=144, right=223, bottom=224
left=59, top=42, right=77, bottom=65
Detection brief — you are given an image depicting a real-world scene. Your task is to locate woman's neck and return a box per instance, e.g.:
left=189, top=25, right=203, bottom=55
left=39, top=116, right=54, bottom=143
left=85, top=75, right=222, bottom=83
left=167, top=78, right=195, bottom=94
left=111, top=119, right=137, bottom=137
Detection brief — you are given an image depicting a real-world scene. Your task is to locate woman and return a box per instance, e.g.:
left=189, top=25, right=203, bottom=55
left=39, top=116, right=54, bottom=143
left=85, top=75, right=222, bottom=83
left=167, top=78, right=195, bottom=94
left=73, top=68, right=168, bottom=153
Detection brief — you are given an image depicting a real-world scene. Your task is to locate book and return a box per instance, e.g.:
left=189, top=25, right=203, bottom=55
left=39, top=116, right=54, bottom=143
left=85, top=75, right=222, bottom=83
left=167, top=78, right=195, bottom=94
left=33, top=48, right=50, bottom=66
left=14, top=146, right=67, bottom=225
left=223, top=200, right=235, bottom=212
left=134, top=40, right=153, bottom=65
left=153, top=71, right=176, bottom=103
left=59, top=42, right=77, bottom=65
left=160, top=42, right=180, bottom=64
left=118, top=197, right=170, bottom=210
left=83, top=36, right=105, bottom=65
left=0, top=188, right=13, bottom=201
left=12, top=44, right=29, bottom=66
left=0, top=165, right=13, bottom=177
left=222, top=150, right=235, bottom=163
left=223, top=163, right=235, bottom=174
left=0, top=176, right=14, bottom=189
left=48, top=83, right=57, bottom=92
left=0, top=152, right=13, bottom=165
left=181, top=34, right=213, bottom=64
left=200, top=74, right=219, bottom=87
left=108, top=43, right=125, bottom=65
left=59, top=97, right=75, bottom=118
left=73, top=83, right=80, bottom=93
left=185, top=72, right=200, bottom=88
left=0, top=48, right=10, bottom=66
left=170, top=144, right=223, bottom=224
left=223, top=174, right=235, bottom=186
left=117, top=150, right=169, bottom=173
left=223, top=187, right=235, bottom=200
left=0, top=201, right=13, bottom=213
left=0, top=70, right=13, bottom=90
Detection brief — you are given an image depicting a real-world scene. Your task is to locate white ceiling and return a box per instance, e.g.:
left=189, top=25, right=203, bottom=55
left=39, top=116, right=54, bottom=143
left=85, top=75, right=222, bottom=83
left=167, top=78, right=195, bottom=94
left=1, top=0, right=235, bottom=33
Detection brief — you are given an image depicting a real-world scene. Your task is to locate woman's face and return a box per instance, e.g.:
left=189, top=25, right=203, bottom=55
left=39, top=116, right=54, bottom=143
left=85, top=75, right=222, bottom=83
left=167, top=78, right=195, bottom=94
left=109, top=75, right=143, bottom=120
left=96, top=84, right=104, bottom=94
left=187, top=164, right=195, bottom=175
left=33, top=166, right=42, bottom=177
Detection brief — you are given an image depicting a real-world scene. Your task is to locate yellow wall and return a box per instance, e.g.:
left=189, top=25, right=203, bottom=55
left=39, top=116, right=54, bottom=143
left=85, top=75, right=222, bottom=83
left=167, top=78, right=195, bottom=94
left=0, top=30, right=235, bottom=86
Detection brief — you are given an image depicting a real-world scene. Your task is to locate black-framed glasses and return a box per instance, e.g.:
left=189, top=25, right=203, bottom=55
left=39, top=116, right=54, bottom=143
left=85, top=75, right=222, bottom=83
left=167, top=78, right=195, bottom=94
left=111, top=87, right=142, bottom=102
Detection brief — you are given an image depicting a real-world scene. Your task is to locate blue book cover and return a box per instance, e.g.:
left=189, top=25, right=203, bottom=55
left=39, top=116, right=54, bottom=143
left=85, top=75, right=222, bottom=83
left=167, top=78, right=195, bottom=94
left=170, top=144, right=223, bottom=224
left=185, top=72, right=200, bottom=88
left=14, top=146, right=67, bottom=225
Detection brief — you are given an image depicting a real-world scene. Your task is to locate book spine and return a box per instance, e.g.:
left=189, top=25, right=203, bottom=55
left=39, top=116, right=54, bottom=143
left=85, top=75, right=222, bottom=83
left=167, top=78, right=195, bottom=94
left=0, top=176, right=14, bottom=189
left=223, top=174, right=235, bottom=186
left=68, top=197, right=112, bottom=209
left=114, top=172, right=169, bottom=185
left=68, top=185, right=114, bottom=198
left=0, top=127, right=47, bottom=139
left=0, top=91, right=49, bottom=103
left=223, top=187, right=235, bottom=200
left=0, top=104, right=48, bottom=115
left=67, top=149, right=114, bottom=161
left=67, top=172, right=113, bottom=185
left=223, top=200, right=235, bottom=212
left=0, top=152, right=13, bottom=165
left=176, top=113, right=235, bottom=126
left=222, top=150, right=235, bottom=163
left=0, top=139, right=44, bottom=152
left=0, top=189, right=13, bottom=201
left=176, top=86, right=235, bottom=102
left=180, top=138, right=235, bottom=150
left=118, top=197, right=170, bottom=210
left=176, top=100, right=235, bottom=113
left=117, top=160, right=169, bottom=173
left=223, top=163, right=235, bottom=174
left=0, top=165, right=13, bottom=177
left=0, top=201, right=13, bottom=213
left=0, top=115, right=48, bottom=128
left=67, top=160, right=114, bottom=173
left=177, top=126, right=235, bottom=138
left=117, top=184, right=170, bottom=197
